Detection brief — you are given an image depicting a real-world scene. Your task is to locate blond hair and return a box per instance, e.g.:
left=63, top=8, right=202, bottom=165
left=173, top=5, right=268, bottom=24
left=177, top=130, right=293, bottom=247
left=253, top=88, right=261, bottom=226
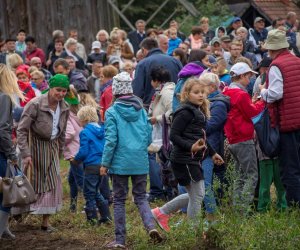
left=180, top=78, right=210, bottom=118
left=79, top=92, right=99, bottom=109
left=77, top=105, right=99, bottom=123
left=31, top=70, right=45, bottom=80
left=0, top=64, right=25, bottom=104
left=28, top=66, right=39, bottom=74
left=7, top=53, right=23, bottom=70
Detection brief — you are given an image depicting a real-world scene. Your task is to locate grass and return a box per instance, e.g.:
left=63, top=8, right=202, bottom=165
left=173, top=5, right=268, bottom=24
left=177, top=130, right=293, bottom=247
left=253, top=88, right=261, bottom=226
left=1, top=160, right=300, bottom=250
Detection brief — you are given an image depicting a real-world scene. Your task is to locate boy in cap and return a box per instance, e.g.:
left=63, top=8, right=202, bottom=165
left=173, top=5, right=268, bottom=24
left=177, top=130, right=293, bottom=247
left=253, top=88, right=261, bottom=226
left=87, top=41, right=106, bottom=66
left=223, top=62, right=265, bottom=213
left=260, top=29, right=300, bottom=207
left=100, top=72, right=162, bottom=248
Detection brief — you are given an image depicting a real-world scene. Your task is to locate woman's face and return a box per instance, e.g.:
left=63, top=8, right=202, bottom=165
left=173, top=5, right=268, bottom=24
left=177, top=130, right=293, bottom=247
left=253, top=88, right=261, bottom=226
left=111, top=36, right=119, bottom=44
left=55, top=42, right=63, bottom=52
left=201, top=55, right=211, bottom=68
left=68, top=43, right=77, bottom=52
left=49, top=87, right=68, bottom=102
left=31, top=75, right=44, bottom=86
left=98, top=33, right=107, bottom=42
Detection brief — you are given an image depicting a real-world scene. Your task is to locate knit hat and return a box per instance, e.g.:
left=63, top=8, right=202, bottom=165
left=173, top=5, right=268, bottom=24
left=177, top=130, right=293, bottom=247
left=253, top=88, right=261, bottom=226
left=112, top=72, right=133, bottom=96
left=49, top=74, right=70, bottom=89
left=263, top=29, right=289, bottom=50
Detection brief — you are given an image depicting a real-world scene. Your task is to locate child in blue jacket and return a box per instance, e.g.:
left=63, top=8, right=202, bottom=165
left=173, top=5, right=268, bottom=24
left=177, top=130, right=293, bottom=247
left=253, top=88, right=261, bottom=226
left=74, top=105, right=111, bottom=224
left=100, top=72, right=162, bottom=248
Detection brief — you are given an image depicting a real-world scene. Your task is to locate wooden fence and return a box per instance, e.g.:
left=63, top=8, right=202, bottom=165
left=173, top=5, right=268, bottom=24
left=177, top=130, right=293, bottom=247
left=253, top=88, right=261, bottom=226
left=0, top=0, right=118, bottom=52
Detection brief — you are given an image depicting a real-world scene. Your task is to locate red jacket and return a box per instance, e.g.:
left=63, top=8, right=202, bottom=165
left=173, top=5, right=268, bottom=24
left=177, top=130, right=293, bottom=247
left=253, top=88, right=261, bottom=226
left=18, top=81, right=36, bottom=107
left=25, top=47, right=45, bottom=65
left=223, top=83, right=264, bottom=144
left=100, top=85, right=113, bottom=118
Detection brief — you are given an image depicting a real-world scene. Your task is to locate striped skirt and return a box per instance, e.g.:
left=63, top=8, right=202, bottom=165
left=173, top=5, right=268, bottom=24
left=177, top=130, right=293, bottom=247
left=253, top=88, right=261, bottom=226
left=29, top=135, right=62, bottom=214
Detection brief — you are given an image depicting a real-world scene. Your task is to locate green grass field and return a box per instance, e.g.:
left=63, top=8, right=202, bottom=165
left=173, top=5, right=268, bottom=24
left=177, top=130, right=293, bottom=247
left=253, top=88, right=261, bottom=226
left=1, top=160, right=300, bottom=250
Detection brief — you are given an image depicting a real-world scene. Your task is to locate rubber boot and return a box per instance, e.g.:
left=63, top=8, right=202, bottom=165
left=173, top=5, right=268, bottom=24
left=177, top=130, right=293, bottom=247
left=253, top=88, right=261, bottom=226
left=97, top=200, right=112, bottom=224
left=0, top=210, right=14, bottom=239
left=84, top=208, right=98, bottom=225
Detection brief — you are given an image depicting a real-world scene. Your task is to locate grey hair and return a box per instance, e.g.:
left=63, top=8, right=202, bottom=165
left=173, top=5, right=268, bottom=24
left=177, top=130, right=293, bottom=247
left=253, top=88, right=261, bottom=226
left=64, top=38, right=77, bottom=49
left=199, top=72, right=220, bottom=89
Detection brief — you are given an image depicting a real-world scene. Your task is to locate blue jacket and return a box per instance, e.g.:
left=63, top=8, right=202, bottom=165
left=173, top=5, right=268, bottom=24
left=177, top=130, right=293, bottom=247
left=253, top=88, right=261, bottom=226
left=168, top=37, right=182, bottom=56
left=75, top=122, right=105, bottom=166
left=206, top=91, right=230, bottom=156
left=101, top=96, right=152, bottom=175
left=132, top=48, right=182, bottom=107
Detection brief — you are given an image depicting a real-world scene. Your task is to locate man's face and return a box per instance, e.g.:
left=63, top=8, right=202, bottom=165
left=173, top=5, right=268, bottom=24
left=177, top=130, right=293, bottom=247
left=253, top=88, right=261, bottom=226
left=70, top=31, right=78, bottom=40
left=17, top=32, right=26, bottom=42
left=237, top=30, right=247, bottom=40
left=230, top=44, right=242, bottom=57
left=255, top=20, right=265, bottom=30
left=136, top=22, right=145, bottom=33
left=221, top=41, right=231, bottom=51
left=92, top=62, right=103, bottom=75
left=54, top=65, right=69, bottom=75
left=275, top=20, right=285, bottom=28
left=6, top=41, right=16, bottom=52
left=66, top=58, right=76, bottom=70
left=31, top=58, right=42, bottom=69
left=159, top=38, right=169, bottom=54
left=26, top=41, right=35, bottom=52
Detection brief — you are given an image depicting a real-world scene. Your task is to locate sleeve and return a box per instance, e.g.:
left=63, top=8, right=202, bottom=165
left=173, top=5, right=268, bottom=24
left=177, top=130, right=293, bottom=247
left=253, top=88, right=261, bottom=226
left=238, top=92, right=265, bottom=120
left=206, top=102, right=227, bottom=135
left=74, top=131, right=89, bottom=162
left=156, top=89, right=173, bottom=123
left=101, top=111, right=118, bottom=168
left=0, top=95, right=17, bottom=161
left=17, top=100, right=38, bottom=158
left=64, top=118, right=76, bottom=146
left=132, top=63, right=146, bottom=99
left=207, top=142, right=216, bottom=157
left=58, top=110, right=69, bottom=156
left=170, top=109, right=194, bottom=151
left=261, top=66, right=283, bottom=103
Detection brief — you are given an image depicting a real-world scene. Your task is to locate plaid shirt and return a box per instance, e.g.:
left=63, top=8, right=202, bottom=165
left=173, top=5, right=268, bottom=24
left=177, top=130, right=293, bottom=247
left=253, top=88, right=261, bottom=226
left=42, top=68, right=52, bottom=81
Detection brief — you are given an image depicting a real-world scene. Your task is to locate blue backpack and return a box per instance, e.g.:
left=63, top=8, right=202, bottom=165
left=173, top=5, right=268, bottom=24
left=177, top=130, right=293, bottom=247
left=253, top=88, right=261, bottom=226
left=172, top=78, right=188, bottom=112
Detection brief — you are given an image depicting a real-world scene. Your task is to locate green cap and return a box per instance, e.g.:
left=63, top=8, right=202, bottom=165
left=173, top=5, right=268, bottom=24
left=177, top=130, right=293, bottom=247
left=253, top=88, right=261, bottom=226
left=264, top=29, right=289, bottom=50
left=49, top=74, right=70, bottom=89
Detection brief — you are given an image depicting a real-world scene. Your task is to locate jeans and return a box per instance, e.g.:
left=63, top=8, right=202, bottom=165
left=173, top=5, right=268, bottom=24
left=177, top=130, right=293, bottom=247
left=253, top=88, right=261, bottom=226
left=99, top=175, right=111, bottom=202
left=68, top=162, right=84, bottom=202
left=148, top=153, right=164, bottom=197
left=83, top=173, right=107, bottom=211
left=112, top=174, right=155, bottom=245
left=279, top=130, right=300, bottom=206
left=161, top=180, right=205, bottom=219
left=202, top=157, right=217, bottom=214
left=0, top=153, right=10, bottom=213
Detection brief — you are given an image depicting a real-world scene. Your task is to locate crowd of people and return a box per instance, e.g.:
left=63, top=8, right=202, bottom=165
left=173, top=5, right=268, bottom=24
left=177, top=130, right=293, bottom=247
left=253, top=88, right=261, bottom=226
left=0, top=10, right=300, bottom=249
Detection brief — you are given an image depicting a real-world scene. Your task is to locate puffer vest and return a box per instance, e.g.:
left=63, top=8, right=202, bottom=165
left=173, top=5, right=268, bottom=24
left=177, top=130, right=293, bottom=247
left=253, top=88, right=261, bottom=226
left=170, top=102, right=207, bottom=163
left=267, top=50, right=300, bottom=132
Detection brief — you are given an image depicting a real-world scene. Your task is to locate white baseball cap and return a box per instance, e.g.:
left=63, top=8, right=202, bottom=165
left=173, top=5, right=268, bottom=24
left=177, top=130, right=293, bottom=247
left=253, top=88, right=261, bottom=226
left=230, top=62, right=258, bottom=77
left=92, top=41, right=101, bottom=50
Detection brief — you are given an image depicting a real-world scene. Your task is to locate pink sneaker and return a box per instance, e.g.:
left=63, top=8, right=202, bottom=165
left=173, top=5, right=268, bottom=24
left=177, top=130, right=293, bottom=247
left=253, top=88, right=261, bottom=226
left=151, top=207, right=170, bottom=232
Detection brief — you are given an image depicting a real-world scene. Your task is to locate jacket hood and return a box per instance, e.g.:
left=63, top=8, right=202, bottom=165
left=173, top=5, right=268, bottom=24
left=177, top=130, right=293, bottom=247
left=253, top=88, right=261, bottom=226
left=178, top=62, right=206, bottom=78
left=114, top=95, right=143, bottom=122
left=215, top=26, right=227, bottom=37
left=209, top=92, right=230, bottom=111
left=85, top=123, right=104, bottom=140
left=69, top=70, right=88, bottom=92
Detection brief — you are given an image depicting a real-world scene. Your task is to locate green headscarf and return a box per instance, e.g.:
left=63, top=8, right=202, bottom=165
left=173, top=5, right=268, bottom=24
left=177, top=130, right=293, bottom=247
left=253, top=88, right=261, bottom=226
left=49, top=74, right=70, bottom=89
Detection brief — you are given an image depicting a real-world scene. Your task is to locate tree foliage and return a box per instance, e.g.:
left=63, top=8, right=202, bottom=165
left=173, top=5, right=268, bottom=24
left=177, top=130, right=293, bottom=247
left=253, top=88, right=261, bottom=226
left=117, top=0, right=232, bottom=35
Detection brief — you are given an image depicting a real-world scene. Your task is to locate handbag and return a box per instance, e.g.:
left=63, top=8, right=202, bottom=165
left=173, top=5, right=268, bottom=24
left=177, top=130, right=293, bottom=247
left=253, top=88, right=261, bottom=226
left=2, top=161, right=37, bottom=207
left=157, top=115, right=178, bottom=189
left=252, top=106, right=280, bottom=158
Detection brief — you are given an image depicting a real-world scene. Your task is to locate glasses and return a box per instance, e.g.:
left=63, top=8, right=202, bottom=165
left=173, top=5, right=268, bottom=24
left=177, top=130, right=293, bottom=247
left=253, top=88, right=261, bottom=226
left=32, top=78, right=40, bottom=81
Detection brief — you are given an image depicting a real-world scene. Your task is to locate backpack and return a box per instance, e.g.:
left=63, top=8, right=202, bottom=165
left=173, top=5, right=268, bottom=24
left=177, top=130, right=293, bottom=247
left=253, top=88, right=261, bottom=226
left=172, top=78, right=187, bottom=112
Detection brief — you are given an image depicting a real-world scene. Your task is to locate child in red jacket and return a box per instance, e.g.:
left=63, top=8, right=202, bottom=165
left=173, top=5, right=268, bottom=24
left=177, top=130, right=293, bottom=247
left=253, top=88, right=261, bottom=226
left=16, top=67, right=36, bottom=107
left=223, top=62, right=264, bottom=214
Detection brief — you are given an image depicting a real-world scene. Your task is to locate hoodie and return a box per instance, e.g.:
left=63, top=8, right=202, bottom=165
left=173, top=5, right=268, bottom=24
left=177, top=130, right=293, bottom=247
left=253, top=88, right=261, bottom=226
left=206, top=91, right=230, bottom=155
left=75, top=122, right=105, bottom=166
left=173, top=62, right=207, bottom=111
left=102, top=95, right=152, bottom=175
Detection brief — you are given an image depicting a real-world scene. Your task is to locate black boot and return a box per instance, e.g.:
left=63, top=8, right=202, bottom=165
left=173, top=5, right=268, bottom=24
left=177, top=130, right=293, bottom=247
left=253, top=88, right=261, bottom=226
left=70, top=197, right=77, bottom=213
left=96, top=200, right=112, bottom=224
left=84, top=208, right=98, bottom=225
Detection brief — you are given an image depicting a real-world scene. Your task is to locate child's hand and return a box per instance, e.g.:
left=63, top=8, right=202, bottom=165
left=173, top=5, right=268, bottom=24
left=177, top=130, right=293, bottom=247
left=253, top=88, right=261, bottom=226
left=191, top=139, right=206, bottom=153
left=100, top=166, right=108, bottom=176
left=212, top=153, right=224, bottom=166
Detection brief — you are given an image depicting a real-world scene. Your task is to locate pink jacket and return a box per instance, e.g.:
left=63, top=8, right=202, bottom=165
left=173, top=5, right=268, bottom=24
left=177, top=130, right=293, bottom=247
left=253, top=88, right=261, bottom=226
left=63, top=111, right=82, bottom=160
